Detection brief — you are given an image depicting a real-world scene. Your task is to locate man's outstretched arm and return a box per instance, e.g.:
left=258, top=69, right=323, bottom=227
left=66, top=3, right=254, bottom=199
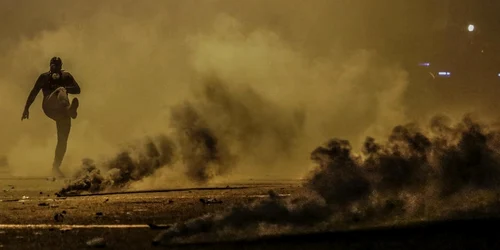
left=24, top=74, right=44, bottom=110
left=22, top=74, right=45, bottom=120
left=65, top=73, right=81, bottom=94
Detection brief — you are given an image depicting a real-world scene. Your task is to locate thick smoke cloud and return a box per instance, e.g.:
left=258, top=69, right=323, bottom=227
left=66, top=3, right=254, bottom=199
left=60, top=74, right=302, bottom=193
left=0, top=0, right=458, bottom=179
left=59, top=135, right=176, bottom=194
left=154, top=114, right=500, bottom=244
left=170, top=102, right=235, bottom=184
left=153, top=190, right=330, bottom=244
left=3, top=1, right=500, bottom=189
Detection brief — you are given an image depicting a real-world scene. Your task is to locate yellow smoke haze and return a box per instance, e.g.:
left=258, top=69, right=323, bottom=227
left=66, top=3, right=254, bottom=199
left=0, top=0, right=496, bottom=184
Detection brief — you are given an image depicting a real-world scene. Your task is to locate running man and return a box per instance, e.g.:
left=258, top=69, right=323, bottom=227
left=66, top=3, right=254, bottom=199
left=21, top=57, right=81, bottom=178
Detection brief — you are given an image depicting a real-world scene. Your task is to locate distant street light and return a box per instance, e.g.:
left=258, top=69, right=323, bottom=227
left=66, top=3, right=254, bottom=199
left=468, top=24, right=475, bottom=32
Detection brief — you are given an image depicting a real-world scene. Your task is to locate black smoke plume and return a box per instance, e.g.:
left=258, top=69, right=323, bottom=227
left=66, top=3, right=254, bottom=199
left=170, top=103, right=235, bottom=184
left=58, top=135, right=176, bottom=195
left=154, top=114, right=500, bottom=244
left=59, top=76, right=302, bottom=194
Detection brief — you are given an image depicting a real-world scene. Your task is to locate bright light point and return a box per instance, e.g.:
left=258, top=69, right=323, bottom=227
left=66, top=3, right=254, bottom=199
left=468, top=24, right=475, bottom=32
left=419, top=62, right=430, bottom=67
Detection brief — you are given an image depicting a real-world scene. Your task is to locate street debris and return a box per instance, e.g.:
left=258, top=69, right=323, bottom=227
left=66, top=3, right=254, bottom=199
left=60, top=227, right=73, bottom=233
left=54, top=212, right=64, bottom=222
left=199, top=198, right=223, bottom=205
left=86, top=237, right=106, bottom=248
left=95, top=212, right=104, bottom=219
left=148, top=223, right=171, bottom=230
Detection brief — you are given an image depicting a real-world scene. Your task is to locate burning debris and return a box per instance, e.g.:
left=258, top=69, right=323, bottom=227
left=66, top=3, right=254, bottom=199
left=153, top=114, right=500, bottom=244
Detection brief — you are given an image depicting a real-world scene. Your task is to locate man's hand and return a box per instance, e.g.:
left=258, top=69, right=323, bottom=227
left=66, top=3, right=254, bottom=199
left=21, top=108, right=29, bottom=121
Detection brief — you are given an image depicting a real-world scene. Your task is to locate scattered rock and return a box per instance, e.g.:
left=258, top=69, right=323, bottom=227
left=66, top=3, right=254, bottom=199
left=147, top=223, right=171, bottom=230
left=60, top=227, right=72, bottom=233
left=54, top=213, right=64, bottom=222
left=86, top=237, right=106, bottom=248
left=199, top=198, right=223, bottom=205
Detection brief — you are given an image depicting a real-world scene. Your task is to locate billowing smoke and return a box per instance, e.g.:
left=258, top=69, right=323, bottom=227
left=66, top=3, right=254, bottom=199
left=169, top=102, right=235, bottom=184
left=153, top=190, right=330, bottom=244
left=153, top=114, right=500, bottom=244
left=58, top=135, right=176, bottom=194
left=59, top=75, right=302, bottom=193
left=189, top=76, right=304, bottom=165
left=59, top=103, right=233, bottom=194
left=3, top=2, right=425, bottom=179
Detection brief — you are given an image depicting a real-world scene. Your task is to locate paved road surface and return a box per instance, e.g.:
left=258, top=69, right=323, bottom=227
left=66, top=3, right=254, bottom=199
left=2, top=177, right=500, bottom=249
left=0, top=177, right=301, bottom=249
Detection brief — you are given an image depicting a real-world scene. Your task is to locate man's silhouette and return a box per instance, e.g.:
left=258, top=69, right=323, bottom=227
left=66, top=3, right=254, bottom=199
left=22, top=57, right=81, bottom=178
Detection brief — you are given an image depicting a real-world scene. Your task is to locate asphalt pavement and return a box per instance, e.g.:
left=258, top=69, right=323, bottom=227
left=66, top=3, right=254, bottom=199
left=2, top=177, right=500, bottom=250
left=0, top=176, right=300, bottom=249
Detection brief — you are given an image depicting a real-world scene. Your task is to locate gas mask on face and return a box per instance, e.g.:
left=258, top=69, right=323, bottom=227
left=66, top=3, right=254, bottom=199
left=50, top=62, right=62, bottom=80
left=51, top=72, right=61, bottom=80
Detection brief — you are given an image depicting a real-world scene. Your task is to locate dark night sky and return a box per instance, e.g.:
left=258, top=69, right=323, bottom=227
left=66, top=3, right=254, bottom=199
left=0, top=0, right=498, bottom=59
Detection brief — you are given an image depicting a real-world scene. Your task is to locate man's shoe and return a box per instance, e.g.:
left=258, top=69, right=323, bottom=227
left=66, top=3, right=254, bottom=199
left=69, top=98, right=79, bottom=119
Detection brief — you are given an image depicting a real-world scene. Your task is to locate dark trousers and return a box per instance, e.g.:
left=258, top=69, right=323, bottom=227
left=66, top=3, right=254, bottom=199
left=42, top=87, right=71, bottom=170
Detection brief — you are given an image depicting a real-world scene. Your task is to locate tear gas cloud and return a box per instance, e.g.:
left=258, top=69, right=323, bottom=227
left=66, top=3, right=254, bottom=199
left=1, top=1, right=500, bottom=184
left=3, top=0, right=500, bottom=244
left=154, top=115, right=500, bottom=243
